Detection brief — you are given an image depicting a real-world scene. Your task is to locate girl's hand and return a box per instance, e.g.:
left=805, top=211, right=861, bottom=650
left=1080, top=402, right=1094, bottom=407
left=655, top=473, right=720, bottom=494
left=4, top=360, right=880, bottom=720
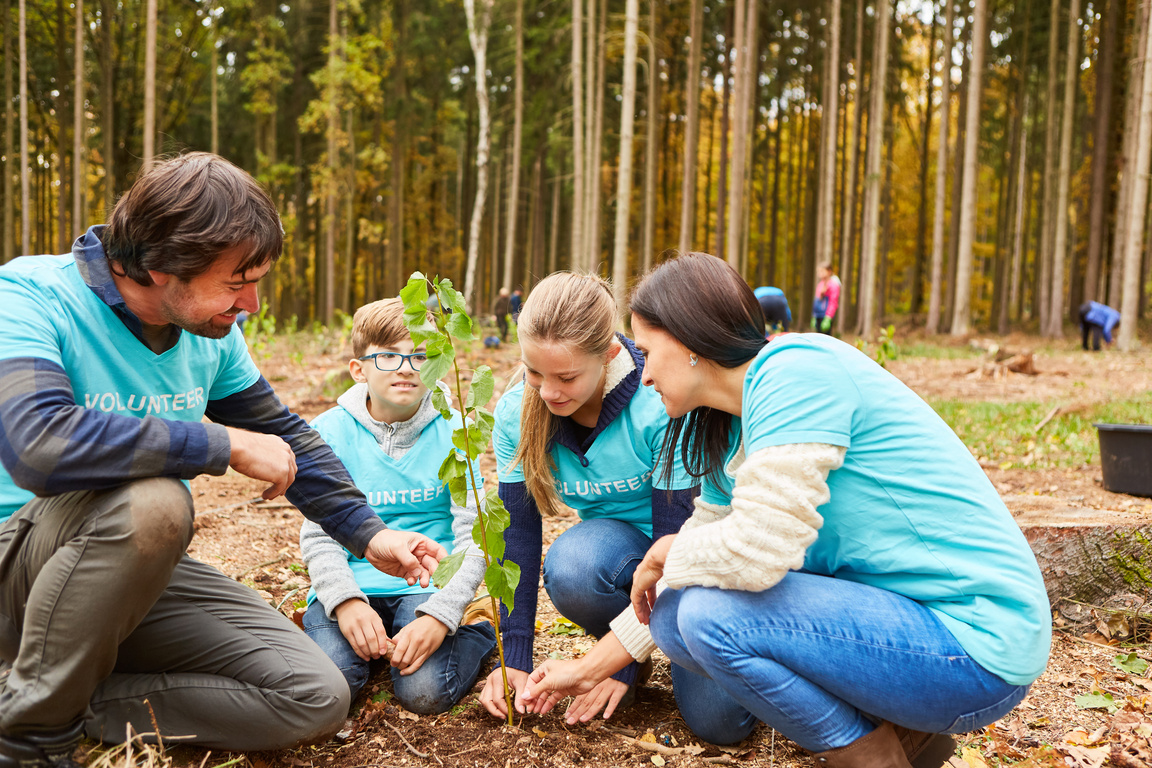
left=563, top=677, right=630, bottom=724
left=391, top=615, right=449, bottom=675
left=334, top=599, right=393, bottom=661
left=631, top=534, right=675, bottom=624
left=479, top=666, right=530, bottom=719
left=520, top=659, right=599, bottom=716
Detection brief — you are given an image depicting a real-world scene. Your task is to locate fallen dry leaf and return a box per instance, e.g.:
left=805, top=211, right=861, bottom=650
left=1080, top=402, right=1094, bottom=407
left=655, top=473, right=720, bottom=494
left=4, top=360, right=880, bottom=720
left=650, top=756, right=665, bottom=767
left=960, top=746, right=990, bottom=768
left=531, top=727, right=548, bottom=739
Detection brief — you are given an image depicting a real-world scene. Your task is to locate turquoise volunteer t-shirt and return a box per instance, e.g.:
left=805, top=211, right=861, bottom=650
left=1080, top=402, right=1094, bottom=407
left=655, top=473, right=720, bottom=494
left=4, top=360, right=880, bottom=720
left=307, top=404, right=471, bottom=600
left=0, top=254, right=261, bottom=522
left=493, top=377, right=695, bottom=537
left=701, top=334, right=1050, bottom=687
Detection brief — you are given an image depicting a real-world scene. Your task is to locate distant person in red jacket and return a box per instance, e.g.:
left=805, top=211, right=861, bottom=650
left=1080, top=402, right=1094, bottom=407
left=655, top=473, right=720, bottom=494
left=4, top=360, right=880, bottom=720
left=812, top=263, right=841, bottom=335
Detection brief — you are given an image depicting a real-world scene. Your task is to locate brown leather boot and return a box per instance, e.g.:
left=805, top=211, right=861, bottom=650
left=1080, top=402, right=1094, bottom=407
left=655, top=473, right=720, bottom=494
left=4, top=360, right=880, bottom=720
left=811, top=722, right=913, bottom=768
left=892, top=725, right=957, bottom=768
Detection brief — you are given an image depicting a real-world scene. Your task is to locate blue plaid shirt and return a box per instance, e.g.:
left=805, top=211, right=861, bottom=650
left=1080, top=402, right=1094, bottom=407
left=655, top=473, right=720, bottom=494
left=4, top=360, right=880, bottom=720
left=0, top=227, right=384, bottom=556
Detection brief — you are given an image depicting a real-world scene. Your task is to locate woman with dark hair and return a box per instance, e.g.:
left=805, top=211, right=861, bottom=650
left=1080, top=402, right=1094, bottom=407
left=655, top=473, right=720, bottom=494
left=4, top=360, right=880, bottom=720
left=522, top=253, right=1050, bottom=768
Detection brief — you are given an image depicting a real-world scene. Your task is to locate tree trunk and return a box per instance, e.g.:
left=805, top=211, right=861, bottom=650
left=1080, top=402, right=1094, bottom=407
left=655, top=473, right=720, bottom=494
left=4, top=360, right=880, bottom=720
left=19, top=0, right=28, bottom=255
left=677, top=0, right=703, bottom=254
left=1084, top=0, right=1118, bottom=303
left=838, top=0, right=867, bottom=333
left=857, top=0, right=891, bottom=336
left=586, top=0, right=607, bottom=271
left=726, top=0, right=757, bottom=271
left=814, top=0, right=841, bottom=281
left=388, top=0, right=406, bottom=297
left=210, top=15, right=218, bottom=154
left=611, top=0, right=640, bottom=316
left=927, top=0, right=956, bottom=333
left=502, top=0, right=523, bottom=292
left=57, top=0, right=69, bottom=250
left=549, top=171, right=561, bottom=274
left=100, top=0, right=113, bottom=218
left=3, top=0, right=14, bottom=263
left=1037, top=0, right=1062, bottom=333
left=912, top=10, right=936, bottom=318
left=73, top=0, right=84, bottom=237
left=1046, top=0, right=1080, bottom=337
left=950, top=0, right=988, bottom=336
left=715, top=6, right=735, bottom=259
left=943, top=14, right=972, bottom=331
left=324, top=0, right=338, bottom=323
left=143, top=0, right=157, bottom=169
left=462, top=0, right=493, bottom=306
left=1118, top=0, right=1152, bottom=351
left=641, top=0, right=658, bottom=273
left=1010, top=94, right=1030, bottom=323
left=571, top=0, right=584, bottom=270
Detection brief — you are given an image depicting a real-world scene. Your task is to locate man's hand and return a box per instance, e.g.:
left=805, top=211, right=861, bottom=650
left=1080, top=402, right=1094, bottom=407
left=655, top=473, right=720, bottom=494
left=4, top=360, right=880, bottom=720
left=226, top=427, right=297, bottom=500
left=364, top=530, right=447, bottom=587
left=631, top=534, right=675, bottom=625
left=391, top=615, right=449, bottom=676
left=334, top=598, right=393, bottom=661
left=479, top=666, right=531, bottom=719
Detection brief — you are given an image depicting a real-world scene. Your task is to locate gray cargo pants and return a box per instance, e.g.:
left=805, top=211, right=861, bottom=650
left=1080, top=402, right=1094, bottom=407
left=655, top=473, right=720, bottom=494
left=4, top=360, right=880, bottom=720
left=0, top=478, right=349, bottom=750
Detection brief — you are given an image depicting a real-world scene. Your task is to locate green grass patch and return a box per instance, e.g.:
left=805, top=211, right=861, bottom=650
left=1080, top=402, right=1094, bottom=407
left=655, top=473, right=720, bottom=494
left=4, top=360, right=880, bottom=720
left=898, top=341, right=986, bottom=360
left=930, top=395, right=1152, bottom=469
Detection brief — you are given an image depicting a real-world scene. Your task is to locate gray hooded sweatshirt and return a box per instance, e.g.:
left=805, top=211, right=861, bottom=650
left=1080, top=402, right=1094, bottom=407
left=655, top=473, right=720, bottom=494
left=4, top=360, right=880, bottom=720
left=299, top=382, right=486, bottom=633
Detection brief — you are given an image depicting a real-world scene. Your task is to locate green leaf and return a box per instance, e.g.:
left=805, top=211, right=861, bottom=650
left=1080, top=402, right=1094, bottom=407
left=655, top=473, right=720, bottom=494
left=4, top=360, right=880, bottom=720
left=1074, top=692, right=1119, bottom=713
left=473, top=514, right=505, bottom=562
left=430, top=386, right=453, bottom=420
left=434, top=278, right=469, bottom=315
left=485, top=560, right=521, bottom=615
left=400, top=275, right=435, bottom=337
left=452, top=424, right=487, bottom=461
left=448, top=474, right=469, bottom=507
left=445, top=311, right=476, bottom=342
left=547, top=617, right=586, bottom=636
left=473, top=409, right=496, bottom=447
left=432, top=550, right=467, bottom=590
left=1113, top=652, right=1149, bottom=675
left=465, top=366, right=495, bottom=410
left=438, top=451, right=469, bottom=486
left=419, top=335, right=455, bottom=389
left=483, top=489, right=511, bottom=532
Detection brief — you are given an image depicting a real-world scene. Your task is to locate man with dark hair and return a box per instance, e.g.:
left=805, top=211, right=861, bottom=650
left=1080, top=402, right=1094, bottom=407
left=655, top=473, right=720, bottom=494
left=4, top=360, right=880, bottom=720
left=0, top=153, right=446, bottom=765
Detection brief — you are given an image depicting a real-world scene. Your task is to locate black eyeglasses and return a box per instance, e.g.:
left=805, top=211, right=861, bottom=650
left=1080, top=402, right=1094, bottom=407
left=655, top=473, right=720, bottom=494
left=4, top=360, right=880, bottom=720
left=358, top=351, right=428, bottom=372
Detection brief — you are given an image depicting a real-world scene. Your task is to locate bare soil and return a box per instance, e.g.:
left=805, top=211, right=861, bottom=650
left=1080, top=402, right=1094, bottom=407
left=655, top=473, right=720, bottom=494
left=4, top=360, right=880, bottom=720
left=161, top=332, right=1152, bottom=768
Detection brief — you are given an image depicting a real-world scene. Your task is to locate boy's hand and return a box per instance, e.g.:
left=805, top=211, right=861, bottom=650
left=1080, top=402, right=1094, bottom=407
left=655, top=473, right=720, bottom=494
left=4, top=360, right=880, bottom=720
left=479, top=666, right=531, bottom=719
left=390, top=615, right=449, bottom=675
left=365, top=530, right=447, bottom=587
left=334, top=598, right=393, bottom=661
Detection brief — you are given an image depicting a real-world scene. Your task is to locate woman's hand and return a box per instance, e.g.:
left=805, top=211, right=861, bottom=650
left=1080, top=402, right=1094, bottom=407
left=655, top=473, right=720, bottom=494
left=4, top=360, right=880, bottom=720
left=479, top=666, right=530, bottom=719
left=519, top=659, right=600, bottom=716
left=334, top=599, right=393, bottom=661
left=563, top=677, right=630, bottom=724
left=390, top=615, right=449, bottom=675
left=631, top=534, right=676, bottom=624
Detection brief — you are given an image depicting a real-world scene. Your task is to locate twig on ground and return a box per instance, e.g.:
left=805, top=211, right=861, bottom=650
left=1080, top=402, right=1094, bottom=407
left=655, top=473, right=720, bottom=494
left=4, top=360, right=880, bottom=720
left=379, top=717, right=429, bottom=759
left=199, top=498, right=263, bottom=517
left=1033, top=406, right=1062, bottom=433
left=234, top=554, right=289, bottom=581
left=703, top=758, right=736, bottom=765
left=599, top=725, right=637, bottom=738
left=617, top=735, right=685, bottom=756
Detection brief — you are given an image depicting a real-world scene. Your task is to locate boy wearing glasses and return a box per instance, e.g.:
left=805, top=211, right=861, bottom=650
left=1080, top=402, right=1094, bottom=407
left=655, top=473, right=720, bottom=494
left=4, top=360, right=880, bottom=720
left=300, top=298, right=496, bottom=713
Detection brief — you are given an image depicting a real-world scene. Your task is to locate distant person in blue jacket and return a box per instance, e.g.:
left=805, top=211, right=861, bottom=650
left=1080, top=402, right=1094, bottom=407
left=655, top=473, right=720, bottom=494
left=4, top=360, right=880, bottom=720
left=753, top=286, right=791, bottom=333
left=1078, top=301, right=1120, bottom=351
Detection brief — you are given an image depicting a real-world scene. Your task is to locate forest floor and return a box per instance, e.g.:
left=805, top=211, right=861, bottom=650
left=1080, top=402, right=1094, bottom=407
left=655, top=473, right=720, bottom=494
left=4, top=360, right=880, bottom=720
left=102, top=327, right=1152, bottom=768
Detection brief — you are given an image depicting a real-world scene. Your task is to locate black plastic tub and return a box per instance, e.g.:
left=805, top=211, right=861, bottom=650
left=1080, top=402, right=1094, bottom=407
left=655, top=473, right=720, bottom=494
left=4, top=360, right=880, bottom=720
left=1095, top=423, right=1152, bottom=497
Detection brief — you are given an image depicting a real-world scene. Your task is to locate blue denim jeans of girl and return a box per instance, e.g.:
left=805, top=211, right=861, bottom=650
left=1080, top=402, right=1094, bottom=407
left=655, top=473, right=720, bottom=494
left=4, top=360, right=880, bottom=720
left=650, top=572, right=1031, bottom=752
left=542, top=518, right=757, bottom=743
left=302, top=594, right=496, bottom=714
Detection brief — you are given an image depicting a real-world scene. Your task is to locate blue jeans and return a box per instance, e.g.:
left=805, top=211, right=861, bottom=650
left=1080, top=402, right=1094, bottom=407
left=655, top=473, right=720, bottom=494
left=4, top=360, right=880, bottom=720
left=302, top=594, right=496, bottom=714
left=650, top=572, right=1031, bottom=752
left=543, top=519, right=757, bottom=744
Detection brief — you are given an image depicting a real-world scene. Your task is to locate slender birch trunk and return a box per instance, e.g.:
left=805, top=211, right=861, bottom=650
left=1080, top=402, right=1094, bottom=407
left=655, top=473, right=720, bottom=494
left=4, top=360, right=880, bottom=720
left=587, top=0, right=606, bottom=271
left=612, top=0, right=640, bottom=315
left=73, top=0, right=84, bottom=235
left=950, top=0, right=987, bottom=336
left=927, top=0, right=956, bottom=333
left=838, top=0, right=866, bottom=333
left=4, top=0, right=15, bottom=263
left=1037, top=0, right=1061, bottom=331
left=1010, top=94, right=1029, bottom=318
left=1084, top=0, right=1117, bottom=302
left=571, top=0, right=584, bottom=269
left=1118, top=0, right=1152, bottom=351
left=1046, top=0, right=1080, bottom=337
left=462, top=0, right=493, bottom=305
left=677, top=0, right=703, bottom=254
left=502, top=0, right=523, bottom=291
left=19, top=0, right=28, bottom=255
left=324, top=0, right=338, bottom=323
left=725, top=0, right=754, bottom=269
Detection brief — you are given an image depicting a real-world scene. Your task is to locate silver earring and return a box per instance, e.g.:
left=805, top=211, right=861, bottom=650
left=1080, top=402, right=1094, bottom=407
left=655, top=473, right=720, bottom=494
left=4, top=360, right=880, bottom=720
left=689, top=354, right=698, bottom=367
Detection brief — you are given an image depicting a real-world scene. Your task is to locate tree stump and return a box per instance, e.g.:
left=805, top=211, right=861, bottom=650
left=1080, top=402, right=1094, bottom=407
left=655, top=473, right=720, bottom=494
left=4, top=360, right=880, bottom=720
left=1014, top=503, right=1152, bottom=614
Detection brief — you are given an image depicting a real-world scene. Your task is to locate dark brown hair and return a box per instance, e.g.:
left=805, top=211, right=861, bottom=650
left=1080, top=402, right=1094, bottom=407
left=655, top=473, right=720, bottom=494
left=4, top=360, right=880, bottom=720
left=103, top=152, right=283, bottom=285
left=630, top=252, right=766, bottom=487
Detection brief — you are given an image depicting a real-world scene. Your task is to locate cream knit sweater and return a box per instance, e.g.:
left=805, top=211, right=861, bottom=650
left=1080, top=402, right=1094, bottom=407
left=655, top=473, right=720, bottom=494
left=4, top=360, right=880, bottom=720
left=609, top=442, right=847, bottom=661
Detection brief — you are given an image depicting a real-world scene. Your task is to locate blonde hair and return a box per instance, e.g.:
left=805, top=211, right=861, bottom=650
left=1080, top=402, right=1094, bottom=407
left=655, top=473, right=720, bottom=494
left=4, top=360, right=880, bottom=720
left=512, top=272, right=617, bottom=518
left=351, top=298, right=410, bottom=358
